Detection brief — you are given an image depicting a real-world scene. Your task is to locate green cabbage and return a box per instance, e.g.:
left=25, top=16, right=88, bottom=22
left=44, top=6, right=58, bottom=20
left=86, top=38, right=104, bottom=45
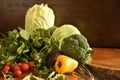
left=51, top=24, right=81, bottom=48
left=25, top=4, right=55, bottom=33
left=50, top=24, right=93, bottom=65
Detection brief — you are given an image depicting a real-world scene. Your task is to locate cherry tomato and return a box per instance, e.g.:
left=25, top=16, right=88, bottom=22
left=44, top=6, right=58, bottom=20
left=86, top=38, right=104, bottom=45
left=11, top=64, right=20, bottom=71
left=28, top=61, right=35, bottom=69
left=14, top=69, right=22, bottom=77
left=21, top=63, right=29, bottom=72
left=17, top=62, right=22, bottom=68
left=4, top=65, right=10, bottom=71
left=5, top=62, right=11, bottom=66
left=3, top=70, right=9, bottom=75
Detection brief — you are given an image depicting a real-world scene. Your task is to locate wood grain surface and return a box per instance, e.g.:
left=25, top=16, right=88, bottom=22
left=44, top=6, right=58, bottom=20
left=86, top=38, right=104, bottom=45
left=88, top=48, right=120, bottom=80
left=0, top=0, right=120, bottom=47
left=91, top=48, right=120, bottom=70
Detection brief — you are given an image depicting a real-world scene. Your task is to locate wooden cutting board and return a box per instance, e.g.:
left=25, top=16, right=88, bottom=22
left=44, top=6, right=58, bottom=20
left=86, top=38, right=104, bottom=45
left=91, top=48, right=120, bottom=70
left=88, top=48, right=120, bottom=80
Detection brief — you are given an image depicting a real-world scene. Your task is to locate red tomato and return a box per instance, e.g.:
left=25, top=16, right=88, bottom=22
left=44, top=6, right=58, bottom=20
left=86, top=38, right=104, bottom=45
left=21, top=63, right=29, bottom=72
left=5, top=62, right=11, bottom=66
left=4, top=65, right=10, bottom=71
left=14, top=69, right=22, bottom=77
left=17, top=62, right=22, bottom=67
left=28, top=61, right=35, bottom=69
left=11, top=64, right=20, bottom=71
left=3, top=70, right=9, bottom=75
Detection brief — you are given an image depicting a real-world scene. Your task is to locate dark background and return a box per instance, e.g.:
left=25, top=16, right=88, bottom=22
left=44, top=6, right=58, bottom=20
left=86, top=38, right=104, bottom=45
left=0, top=0, right=120, bottom=47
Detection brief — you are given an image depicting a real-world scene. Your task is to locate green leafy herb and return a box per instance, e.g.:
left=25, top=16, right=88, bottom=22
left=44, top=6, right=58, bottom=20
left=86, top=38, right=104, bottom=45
left=0, top=27, right=55, bottom=66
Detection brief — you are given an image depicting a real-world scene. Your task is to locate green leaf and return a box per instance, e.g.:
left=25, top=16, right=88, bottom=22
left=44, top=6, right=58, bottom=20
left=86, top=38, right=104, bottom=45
left=32, top=75, right=44, bottom=80
left=52, top=74, right=66, bottom=80
left=23, top=73, right=32, bottom=80
left=17, top=42, right=25, bottom=54
left=46, top=71, right=55, bottom=80
left=20, top=29, right=30, bottom=41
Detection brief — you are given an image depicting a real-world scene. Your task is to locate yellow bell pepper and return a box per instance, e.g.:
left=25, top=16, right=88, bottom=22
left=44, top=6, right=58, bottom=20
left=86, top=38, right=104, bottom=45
left=55, top=55, right=78, bottom=74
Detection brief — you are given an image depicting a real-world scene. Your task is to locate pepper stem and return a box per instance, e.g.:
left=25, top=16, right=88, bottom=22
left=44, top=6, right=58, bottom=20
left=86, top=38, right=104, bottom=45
left=57, top=61, right=62, bottom=68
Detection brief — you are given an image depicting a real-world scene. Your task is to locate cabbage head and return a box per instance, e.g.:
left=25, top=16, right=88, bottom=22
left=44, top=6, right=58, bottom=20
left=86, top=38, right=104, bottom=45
left=25, top=4, right=55, bottom=33
left=50, top=24, right=93, bottom=65
left=51, top=24, right=81, bottom=46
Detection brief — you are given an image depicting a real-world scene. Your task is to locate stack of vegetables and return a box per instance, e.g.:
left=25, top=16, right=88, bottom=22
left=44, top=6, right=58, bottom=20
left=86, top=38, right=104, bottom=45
left=0, top=4, right=93, bottom=80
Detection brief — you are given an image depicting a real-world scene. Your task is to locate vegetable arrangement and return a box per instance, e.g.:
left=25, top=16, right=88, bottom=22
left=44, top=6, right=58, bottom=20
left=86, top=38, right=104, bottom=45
left=0, top=4, right=93, bottom=80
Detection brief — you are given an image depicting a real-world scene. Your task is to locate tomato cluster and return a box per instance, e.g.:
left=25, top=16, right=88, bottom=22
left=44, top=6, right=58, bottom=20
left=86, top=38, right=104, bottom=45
left=2, top=61, right=35, bottom=77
